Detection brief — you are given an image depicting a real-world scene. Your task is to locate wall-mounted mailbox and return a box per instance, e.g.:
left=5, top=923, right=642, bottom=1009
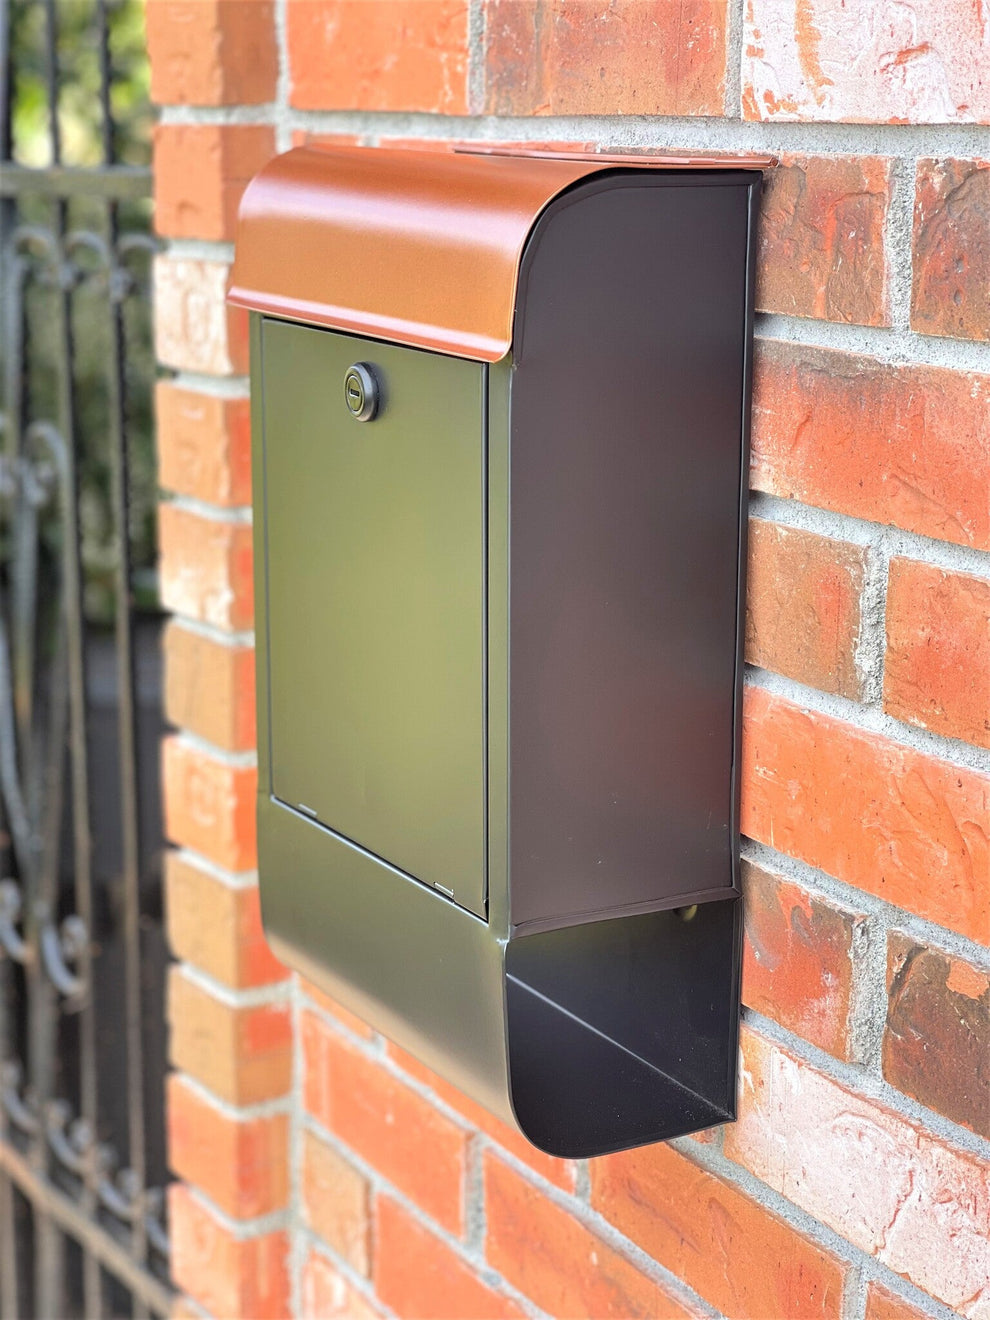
left=229, top=145, right=767, bottom=1157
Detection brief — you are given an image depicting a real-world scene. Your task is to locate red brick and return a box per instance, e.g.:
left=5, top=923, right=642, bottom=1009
left=159, top=503, right=254, bottom=632
left=168, top=969, right=292, bottom=1106
left=757, top=155, right=891, bottom=325
left=865, top=1285, right=931, bottom=1320
left=742, top=0, right=990, bottom=123
left=302, top=1013, right=468, bottom=1235
left=163, top=737, right=256, bottom=873
left=288, top=0, right=469, bottom=113
left=484, top=0, right=726, bottom=117
left=375, top=1195, right=524, bottom=1320
left=165, top=853, right=286, bottom=989
left=912, top=158, right=990, bottom=341
left=724, top=1026, right=990, bottom=1312
left=302, top=1128, right=371, bottom=1273
left=169, top=1183, right=289, bottom=1320
left=153, top=256, right=249, bottom=376
left=301, top=1253, right=383, bottom=1320
left=166, top=1073, right=288, bottom=1219
left=884, top=933, right=990, bottom=1138
left=153, top=124, right=275, bottom=241
left=884, top=559, right=990, bottom=749
left=741, top=860, right=862, bottom=1058
left=164, top=623, right=256, bottom=754
left=156, top=381, right=252, bottom=507
left=147, top=0, right=277, bottom=106
left=387, top=1043, right=576, bottom=1191
left=741, top=687, right=990, bottom=943
left=486, top=1155, right=701, bottom=1319
left=746, top=519, right=867, bottom=699
left=591, top=1142, right=845, bottom=1320
left=299, top=979, right=376, bottom=1040
left=751, top=341, right=990, bottom=551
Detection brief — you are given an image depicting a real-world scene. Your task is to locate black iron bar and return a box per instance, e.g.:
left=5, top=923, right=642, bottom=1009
left=41, top=1, right=101, bottom=1310
left=97, top=1, right=150, bottom=1312
left=0, top=1137, right=173, bottom=1317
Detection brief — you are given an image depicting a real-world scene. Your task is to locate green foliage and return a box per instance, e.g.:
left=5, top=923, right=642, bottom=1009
left=4, top=0, right=158, bottom=622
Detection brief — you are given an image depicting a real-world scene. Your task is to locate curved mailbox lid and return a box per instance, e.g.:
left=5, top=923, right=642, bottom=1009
left=227, top=144, right=773, bottom=362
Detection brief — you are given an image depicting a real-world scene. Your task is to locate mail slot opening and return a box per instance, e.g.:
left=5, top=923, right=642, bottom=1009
left=505, top=898, right=738, bottom=1157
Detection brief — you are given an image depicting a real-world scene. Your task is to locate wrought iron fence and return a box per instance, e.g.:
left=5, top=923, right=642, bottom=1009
left=0, top=2, right=172, bottom=1315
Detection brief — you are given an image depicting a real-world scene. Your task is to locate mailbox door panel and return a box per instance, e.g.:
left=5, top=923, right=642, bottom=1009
left=261, top=319, right=486, bottom=916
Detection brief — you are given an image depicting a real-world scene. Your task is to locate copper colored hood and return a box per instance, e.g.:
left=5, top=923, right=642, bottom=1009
left=228, top=144, right=772, bottom=362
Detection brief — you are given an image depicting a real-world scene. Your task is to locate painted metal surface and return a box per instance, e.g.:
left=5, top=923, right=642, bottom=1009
left=228, top=144, right=773, bottom=362
left=261, top=320, right=487, bottom=915
left=240, top=149, right=763, bottom=1156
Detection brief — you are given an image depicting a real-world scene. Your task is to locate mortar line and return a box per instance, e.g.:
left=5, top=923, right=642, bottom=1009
left=744, top=664, right=990, bottom=775
left=170, top=729, right=258, bottom=770
left=178, top=961, right=291, bottom=1009
left=164, top=616, right=256, bottom=651
left=161, top=104, right=990, bottom=156
left=747, top=492, right=990, bottom=580
left=172, top=846, right=258, bottom=889
left=724, top=0, right=746, bottom=120
left=740, top=1006, right=990, bottom=1162
left=740, top=838, right=990, bottom=969
left=162, top=491, right=253, bottom=524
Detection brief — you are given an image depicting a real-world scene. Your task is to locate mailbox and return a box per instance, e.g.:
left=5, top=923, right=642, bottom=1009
left=229, top=144, right=768, bottom=1156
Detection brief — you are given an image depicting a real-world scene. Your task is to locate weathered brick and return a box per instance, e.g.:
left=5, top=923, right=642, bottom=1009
left=301, top=1013, right=468, bottom=1236
left=165, top=852, right=285, bottom=990
left=159, top=503, right=253, bottom=632
left=169, top=1183, right=289, bottom=1320
left=153, top=124, right=275, bottom=241
left=163, top=737, right=256, bottom=873
left=164, top=622, right=256, bottom=754
left=865, top=1285, right=932, bottom=1320
left=884, top=559, right=990, bottom=750
left=156, top=381, right=252, bottom=508
left=387, top=1043, right=577, bottom=1191
left=741, top=859, right=863, bottom=1059
left=375, top=1195, right=524, bottom=1320
left=485, top=0, right=727, bottom=117
left=911, top=158, right=990, bottom=341
left=153, top=256, right=249, bottom=376
left=751, top=341, right=990, bottom=551
left=302, top=1128, right=371, bottom=1274
left=147, top=0, right=277, bottom=106
left=913, top=157, right=990, bottom=343
left=757, top=155, right=891, bottom=325
left=301, top=1252, right=384, bottom=1320
left=746, top=519, right=867, bottom=699
left=742, top=0, right=990, bottom=123
left=724, top=1026, right=990, bottom=1313
left=288, top=0, right=469, bottom=112
left=591, top=1142, right=846, bottom=1319
left=741, top=687, right=990, bottom=943
left=486, top=1155, right=702, bottom=1319
left=299, top=979, right=376, bottom=1040
left=884, top=933, right=990, bottom=1139
left=166, top=1073, right=288, bottom=1219
left=168, top=968, right=292, bottom=1106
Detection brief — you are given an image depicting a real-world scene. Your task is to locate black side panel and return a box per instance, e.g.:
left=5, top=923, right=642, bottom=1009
left=509, top=174, right=754, bottom=929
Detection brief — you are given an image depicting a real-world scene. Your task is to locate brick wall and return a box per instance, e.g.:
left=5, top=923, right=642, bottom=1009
left=149, top=3, right=990, bottom=1318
